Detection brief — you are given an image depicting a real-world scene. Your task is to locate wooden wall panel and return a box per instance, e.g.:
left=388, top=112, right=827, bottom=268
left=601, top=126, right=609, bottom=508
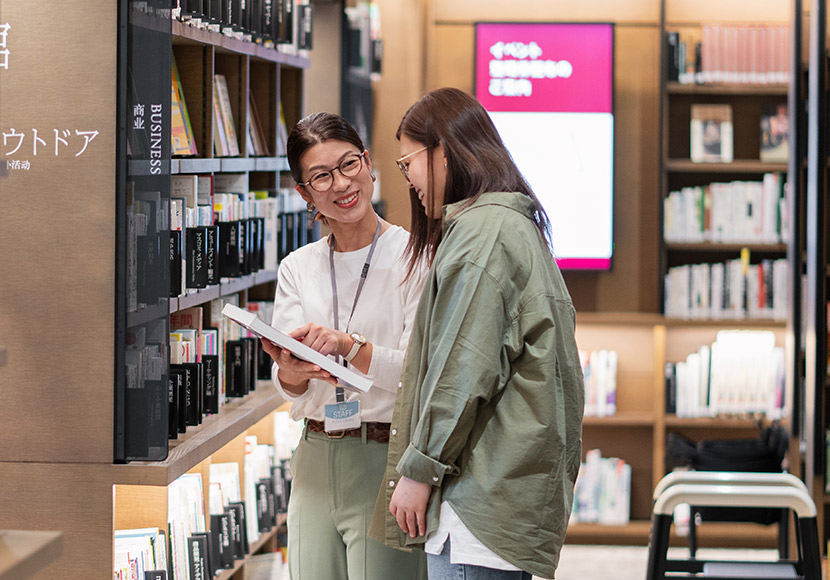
left=370, top=0, right=427, bottom=228
left=0, top=0, right=117, bottom=463
left=0, top=464, right=114, bottom=580
left=432, top=0, right=660, bottom=24
left=666, top=0, right=789, bottom=24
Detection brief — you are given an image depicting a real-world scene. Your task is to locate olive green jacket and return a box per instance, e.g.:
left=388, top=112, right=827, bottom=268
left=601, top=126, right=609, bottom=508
left=369, top=191, right=584, bottom=578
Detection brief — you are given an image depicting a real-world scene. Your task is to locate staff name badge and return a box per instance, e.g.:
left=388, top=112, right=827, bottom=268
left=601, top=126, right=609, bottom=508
left=324, top=400, right=361, bottom=432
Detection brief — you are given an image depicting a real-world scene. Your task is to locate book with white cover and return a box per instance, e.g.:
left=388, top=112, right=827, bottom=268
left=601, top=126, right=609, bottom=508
left=221, top=303, right=373, bottom=392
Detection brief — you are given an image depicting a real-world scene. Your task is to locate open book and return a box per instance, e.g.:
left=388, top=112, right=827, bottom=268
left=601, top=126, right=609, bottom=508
left=221, top=303, right=372, bottom=392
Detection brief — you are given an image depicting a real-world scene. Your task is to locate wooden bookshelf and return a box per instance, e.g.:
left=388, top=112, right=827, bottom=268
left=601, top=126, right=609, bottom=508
left=0, top=2, right=318, bottom=578
left=574, top=313, right=786, bottom=547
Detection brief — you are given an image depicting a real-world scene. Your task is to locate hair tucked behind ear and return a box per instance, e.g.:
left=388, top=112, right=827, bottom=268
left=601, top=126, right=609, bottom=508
left=397, top=87, right=552, bottom=279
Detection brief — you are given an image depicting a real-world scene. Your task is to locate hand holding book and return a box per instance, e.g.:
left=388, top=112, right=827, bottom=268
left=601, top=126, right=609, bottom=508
left=259, top=337, right=337, bottom=393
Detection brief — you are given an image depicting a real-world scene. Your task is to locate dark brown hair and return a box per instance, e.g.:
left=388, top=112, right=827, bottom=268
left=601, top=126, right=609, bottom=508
left=397, top=87, right=552, bottom=277
left=287, top=112, right=367, bottom=224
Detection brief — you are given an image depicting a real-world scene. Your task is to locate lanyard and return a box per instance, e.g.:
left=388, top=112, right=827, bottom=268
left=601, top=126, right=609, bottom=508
left=329, top=218, right=382, bottom=402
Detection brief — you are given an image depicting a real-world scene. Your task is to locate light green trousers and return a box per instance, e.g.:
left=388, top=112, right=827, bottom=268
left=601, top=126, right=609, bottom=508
left=287, top=428, right=427, bottom=580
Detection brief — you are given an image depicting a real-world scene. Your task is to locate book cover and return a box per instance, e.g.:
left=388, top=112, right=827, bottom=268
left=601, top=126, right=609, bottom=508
left=221, top=303, right=373, bottom=392
left=209, top=513, right=233, bottom=571
left=186, top=226, right=208, bottom=288
left=187, top=534, right=209, bottom=580
left=225, top=339, right=249, bottom=398
left=228, top=502, right=250, bottom=557
left=144, top=571, right=167, bottom=580
left=169, top=230, right=183, bottom=297
left=213, top=82, right=229, bottom=156
left=690, top=104, right=733, bottom=163
left=168, top=369, right=183, bottom=439
left=171, top=56, right=198, bottom=156
left=205, top=224, right=218, bottom=285
left=760, top=102, right=789, bottom=163
left=214, top=74, right=240, bottom=156
left=218, top=220, right=242, bottom=277
left=298, top=4, right=312, bottom=50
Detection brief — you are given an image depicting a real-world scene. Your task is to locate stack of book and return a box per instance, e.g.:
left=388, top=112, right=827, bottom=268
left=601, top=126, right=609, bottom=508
left=579, top=349, right=618, bottom=418
left=664, top=330, right=785, bottom=418
left=664, top=258, right=788, bottom=321
left=571, top=449, right=631, bottom=526
left=174, top=0, right=313, bottom=55
left=664, top=173, right=787, bottom=244
left=666, top=24, right=790, bottom=85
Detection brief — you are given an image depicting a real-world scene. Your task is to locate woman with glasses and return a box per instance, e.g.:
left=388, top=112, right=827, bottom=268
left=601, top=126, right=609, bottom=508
left=369, top=87, right=584, bottom=580
left=260, top=112, right=427, bottom=580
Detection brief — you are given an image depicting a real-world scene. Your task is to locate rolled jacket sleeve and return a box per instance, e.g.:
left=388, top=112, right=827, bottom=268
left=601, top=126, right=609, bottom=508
left=396, top=260, right=509, bottom=485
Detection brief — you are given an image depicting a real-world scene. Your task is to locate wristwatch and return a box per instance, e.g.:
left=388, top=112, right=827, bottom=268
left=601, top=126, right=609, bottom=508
left=343, top=332, right=367, bottom=362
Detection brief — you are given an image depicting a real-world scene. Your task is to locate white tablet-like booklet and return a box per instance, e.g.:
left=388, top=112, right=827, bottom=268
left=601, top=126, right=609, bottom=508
left=221, top=303, right=373, bottom=393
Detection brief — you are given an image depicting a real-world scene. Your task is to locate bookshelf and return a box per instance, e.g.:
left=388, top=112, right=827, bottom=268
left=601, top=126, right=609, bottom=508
left=570, top=313, right=785, bottom=547
left=0, top=0, right=318, bottom=578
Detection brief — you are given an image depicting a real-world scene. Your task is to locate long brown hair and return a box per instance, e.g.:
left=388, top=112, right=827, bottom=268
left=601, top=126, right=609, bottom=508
left=396, top=87, right=552, bottom=278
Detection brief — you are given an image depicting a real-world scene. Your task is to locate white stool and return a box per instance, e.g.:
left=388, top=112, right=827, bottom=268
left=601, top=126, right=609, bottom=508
left=645, top=476, right=821, bottom=580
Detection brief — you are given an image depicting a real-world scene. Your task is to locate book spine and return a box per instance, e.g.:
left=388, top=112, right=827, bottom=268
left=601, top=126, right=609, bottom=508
left=186, top=226, right=208, bottom=288
left=205, top=224, right=218, bottom=285
left=169, top=230, right=183, bottom=296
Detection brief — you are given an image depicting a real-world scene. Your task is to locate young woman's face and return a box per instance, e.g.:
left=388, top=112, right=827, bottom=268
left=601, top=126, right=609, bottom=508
left=296, top=139, right=374, bottom=225
left=399, top=134, right=446, bottom=219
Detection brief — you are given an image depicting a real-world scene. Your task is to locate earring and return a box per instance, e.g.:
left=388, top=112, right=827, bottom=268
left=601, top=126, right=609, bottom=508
left=307, top=202, right=316, bottom=213
left=371, top=172, right=377, bottom=182
left=443, top=161, right=448, bottom=168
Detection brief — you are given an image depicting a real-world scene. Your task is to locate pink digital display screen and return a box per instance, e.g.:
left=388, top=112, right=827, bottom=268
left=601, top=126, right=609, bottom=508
left=474, top=22, right=615, bottom=270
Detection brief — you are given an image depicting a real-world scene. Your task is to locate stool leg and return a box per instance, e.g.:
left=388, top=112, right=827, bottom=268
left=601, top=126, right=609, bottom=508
left=645, top=513, right=672, bottom=580
left=797, top=517, right=821, bottom=580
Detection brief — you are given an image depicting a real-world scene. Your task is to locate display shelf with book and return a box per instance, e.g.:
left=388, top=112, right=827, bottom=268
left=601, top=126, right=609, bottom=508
left=570, top=312, right=788, bottom=546
left=660, top=10, right=790, bottom=324
left=0, top=0, right=330, bottom=577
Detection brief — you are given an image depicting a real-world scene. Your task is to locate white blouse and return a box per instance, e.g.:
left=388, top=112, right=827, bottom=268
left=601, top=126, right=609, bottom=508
left=270, top=225, right=424, bottom=423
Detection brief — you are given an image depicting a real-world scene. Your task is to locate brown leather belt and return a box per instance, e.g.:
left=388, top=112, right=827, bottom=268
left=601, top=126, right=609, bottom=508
left=305, top=419, right=391, bottom=443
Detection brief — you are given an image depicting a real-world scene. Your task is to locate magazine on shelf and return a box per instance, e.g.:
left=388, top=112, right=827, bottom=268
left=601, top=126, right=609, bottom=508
left=221, top=303, right=372, bottom=392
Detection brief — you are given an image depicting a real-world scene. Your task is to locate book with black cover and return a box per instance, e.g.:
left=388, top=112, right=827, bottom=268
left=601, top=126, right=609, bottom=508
left=218, top=221, right=241, bottom=277
left=144, top=571, right=167, bottom=580
left=170, top=230, right=183, bottom=296
left=228, top=502, right=250, bottom=556
left=298, top=4, right=312, bottom=50
left=170, top=363, right=189, bottom=432
left=202, top=353, right=220, bottom=414
left=225, top=339, right=250, bottom=397
left=242, top=336, right=258, bottom=391
left=168, top=369, right=183, bottom=439
left=186, top=226, right=208, bottom=288
left=187, top=534, right=209, bottom=580
left=205, top=224, right=218, bottom=285
left=210, top=513, right=234, bottom=570
left=225, top=505, right=243, bottom=560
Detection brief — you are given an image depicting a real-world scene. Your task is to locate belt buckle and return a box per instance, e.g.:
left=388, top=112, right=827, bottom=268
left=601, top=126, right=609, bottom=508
left=326, top=429, right=347, bottom=439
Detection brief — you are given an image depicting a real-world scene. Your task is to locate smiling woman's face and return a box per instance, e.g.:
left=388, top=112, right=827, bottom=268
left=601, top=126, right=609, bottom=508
left=399, top=135, right=446, bottom=219
left=297, top=139, right=374, bottom=225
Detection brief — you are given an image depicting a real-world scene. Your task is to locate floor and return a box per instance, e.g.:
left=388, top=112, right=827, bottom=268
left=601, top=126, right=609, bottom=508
left=543, top=545, right=781, bottom=580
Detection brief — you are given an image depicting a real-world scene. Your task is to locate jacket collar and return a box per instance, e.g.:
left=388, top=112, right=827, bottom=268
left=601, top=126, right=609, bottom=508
left=442, top=191, right=536, bottom=234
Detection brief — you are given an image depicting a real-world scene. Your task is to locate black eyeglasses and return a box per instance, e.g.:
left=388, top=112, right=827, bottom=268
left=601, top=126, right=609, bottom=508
left=395, top=146, right=429, bottom=182
left=299, top=151, right=367, bottom=192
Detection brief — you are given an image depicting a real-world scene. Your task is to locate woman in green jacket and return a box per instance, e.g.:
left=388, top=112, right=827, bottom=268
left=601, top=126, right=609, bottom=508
left=369, top=87, right=585, bottom=580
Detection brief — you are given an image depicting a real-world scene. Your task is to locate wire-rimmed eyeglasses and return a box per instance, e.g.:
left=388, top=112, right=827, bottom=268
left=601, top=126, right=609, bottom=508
left=395, top=146, right=429, bottom=182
